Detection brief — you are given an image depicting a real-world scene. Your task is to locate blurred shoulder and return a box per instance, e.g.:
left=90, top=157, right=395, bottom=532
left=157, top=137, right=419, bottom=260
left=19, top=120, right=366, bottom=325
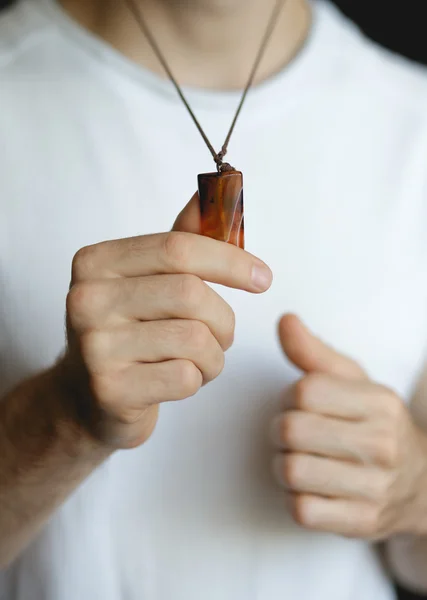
left=0, top=0, right=56, bottom=74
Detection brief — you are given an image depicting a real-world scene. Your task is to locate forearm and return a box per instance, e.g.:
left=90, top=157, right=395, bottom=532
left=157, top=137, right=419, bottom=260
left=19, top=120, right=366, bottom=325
left=0, top=367, right=111, bottom=568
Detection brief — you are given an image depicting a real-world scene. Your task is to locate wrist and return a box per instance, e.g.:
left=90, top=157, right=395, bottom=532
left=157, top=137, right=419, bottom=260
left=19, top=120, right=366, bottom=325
left=0, top=366, right=112, bottom=488
left=48, top=360, right=112, bottom=459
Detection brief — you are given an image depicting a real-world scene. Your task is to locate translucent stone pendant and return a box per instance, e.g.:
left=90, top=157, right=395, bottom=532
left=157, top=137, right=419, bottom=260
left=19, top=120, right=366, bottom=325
left=198, top=169, right=244, bottom=249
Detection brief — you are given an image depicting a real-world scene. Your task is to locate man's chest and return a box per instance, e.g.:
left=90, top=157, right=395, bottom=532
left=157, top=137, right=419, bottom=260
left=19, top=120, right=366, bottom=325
left=2, top=168, right=427, bottom=404
left=2, top=100, right=427, bottom=401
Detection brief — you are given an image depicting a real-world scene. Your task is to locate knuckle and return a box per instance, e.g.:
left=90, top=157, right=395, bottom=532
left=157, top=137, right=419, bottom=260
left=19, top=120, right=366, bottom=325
left=79, top=329, right=109, bottom=369
left=72, top=245, right=97, bottom=281
left=281, top=412, right=300, bottom=448
left=91, top=373, right=138, bottom=425
left=284, top=454, right=305, bottom=489
left=211, top=348, right=225, bottom=380
left=175, top=360, right=203, bottom=396
left=66, top=283, right=85, bottom=322
left=66, top=281, right=103, bottom=325
left=188, top=320, right=212, bottom=351
left=222, top=306, right=236, bottom=350
left=364, top=434, right=398, bottom=467
left=295, top=374, right=320, bottom=410
left=177, top=274, right=205, bottom=310
left=162, top=232, right=192, bottom=271
left=292, top=494, right=313, bottom=528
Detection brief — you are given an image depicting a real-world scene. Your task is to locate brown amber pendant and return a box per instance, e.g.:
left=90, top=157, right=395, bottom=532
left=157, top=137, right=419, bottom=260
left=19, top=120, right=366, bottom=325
left=198, top=169, right=244, bottom=249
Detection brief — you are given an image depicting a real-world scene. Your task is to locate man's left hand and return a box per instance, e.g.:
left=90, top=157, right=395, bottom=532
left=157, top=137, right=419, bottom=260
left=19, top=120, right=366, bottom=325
left=271, top=314, right=427, bottom=539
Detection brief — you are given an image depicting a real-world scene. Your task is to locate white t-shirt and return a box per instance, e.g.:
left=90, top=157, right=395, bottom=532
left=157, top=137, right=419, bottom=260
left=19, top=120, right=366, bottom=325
left=1, top=1, right=427, bottom=598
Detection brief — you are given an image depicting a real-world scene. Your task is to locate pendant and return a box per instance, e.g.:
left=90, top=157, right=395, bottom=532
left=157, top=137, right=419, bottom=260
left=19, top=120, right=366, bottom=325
left=198, top=168, right=245, bottom=249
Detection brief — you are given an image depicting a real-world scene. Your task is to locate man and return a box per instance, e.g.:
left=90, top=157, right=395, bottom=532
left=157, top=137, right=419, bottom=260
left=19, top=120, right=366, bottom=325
left=1, top=0, right=427, bottom=598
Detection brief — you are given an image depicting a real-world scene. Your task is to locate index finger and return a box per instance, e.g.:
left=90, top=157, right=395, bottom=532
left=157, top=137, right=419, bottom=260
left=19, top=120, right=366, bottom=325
left=72, top=232, right=273, bottom=293
left=292, top=374, right=375, bottom=420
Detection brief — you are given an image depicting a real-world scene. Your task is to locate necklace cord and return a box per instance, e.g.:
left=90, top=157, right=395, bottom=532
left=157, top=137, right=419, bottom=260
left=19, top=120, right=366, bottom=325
left=124, top=0, right=287, bottom=171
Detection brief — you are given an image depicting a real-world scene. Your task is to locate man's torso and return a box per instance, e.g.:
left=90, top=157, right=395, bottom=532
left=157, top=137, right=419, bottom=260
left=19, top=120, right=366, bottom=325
left=1, top=1, right=427, bottom=598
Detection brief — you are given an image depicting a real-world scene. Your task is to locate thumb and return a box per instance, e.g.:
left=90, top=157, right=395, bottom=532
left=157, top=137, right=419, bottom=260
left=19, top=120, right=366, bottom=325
left=172, top=192, right=201, bottom=234
left=279, top=314, right=366, bottom=380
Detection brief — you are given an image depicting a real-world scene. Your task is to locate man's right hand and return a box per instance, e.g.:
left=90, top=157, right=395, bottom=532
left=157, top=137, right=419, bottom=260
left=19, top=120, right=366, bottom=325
left=60, top=195, right=273, bottom=449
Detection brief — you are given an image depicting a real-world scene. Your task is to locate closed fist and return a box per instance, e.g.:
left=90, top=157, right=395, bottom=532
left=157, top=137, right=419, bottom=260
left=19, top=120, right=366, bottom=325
left=272, top=315, right=427, bottom=540
left=60, top=194, right=272, bottom=449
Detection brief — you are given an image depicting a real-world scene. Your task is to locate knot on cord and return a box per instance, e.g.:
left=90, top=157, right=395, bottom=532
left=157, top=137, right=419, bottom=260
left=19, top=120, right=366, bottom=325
left=214, top=148, right=234, bottom=173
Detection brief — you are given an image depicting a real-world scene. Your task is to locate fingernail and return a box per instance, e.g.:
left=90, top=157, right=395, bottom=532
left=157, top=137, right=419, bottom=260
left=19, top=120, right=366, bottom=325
left=251, top=262, right=272, bottom=292
left=269, top=415, right=284, bottom=447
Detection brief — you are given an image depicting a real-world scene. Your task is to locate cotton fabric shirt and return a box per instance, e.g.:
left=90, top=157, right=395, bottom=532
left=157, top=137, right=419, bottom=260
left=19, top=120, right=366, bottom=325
left=1, top=1, right=427, bottom=599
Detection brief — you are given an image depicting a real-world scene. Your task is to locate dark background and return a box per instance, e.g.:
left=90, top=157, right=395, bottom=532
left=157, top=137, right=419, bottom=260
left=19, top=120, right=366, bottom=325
left=0, top=1, right=426, bottom=599
left=334, top=0, right=427, bottom=65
